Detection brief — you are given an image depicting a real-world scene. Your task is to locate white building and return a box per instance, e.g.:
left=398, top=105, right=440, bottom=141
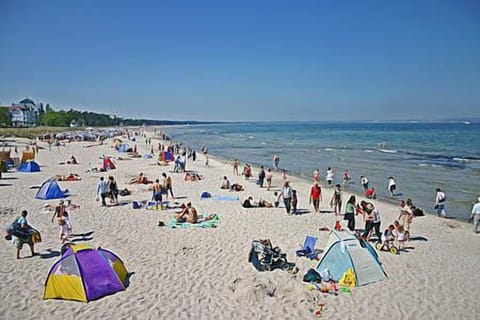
left=9, top=98, right=44, bottom=127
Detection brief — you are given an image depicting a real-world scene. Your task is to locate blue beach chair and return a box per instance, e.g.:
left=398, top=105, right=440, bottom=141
left=296, top=235, right=318, bottom=259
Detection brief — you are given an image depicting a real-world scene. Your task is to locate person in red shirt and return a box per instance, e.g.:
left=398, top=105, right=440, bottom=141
left=309, top=182, right=322, bottom=213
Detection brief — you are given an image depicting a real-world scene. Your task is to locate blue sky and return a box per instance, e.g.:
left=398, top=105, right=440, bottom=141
left=0, top=0, right=479, bottom=121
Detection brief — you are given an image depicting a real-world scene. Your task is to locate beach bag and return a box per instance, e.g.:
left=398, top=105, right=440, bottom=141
left=132, top=201, right=142, bottom=209
left=200, top=191, right=211, bottom=199
left=242, top=199, right=252, bottom=208
left=303, top=268, right=322, bottom=283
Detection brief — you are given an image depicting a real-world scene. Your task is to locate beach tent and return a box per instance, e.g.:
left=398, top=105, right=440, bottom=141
left=103, top=157, right=116, bottom=170
left=159, top=151, right=174, bottom=162
left=118, top=144, right=130, bottom=153
left=315, top=230, right=387, bottom=287
left=44, top=244, right=128, bottom=302
left=35, top=178, right=69, bottom=200
left=18, top=160, right=40, bottom=172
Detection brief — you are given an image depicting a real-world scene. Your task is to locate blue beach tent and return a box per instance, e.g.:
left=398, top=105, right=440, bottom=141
left=18, top=161, right=40, bottom=173
left=35, top=178, right=70, bottom=200
left=315, top=230, right=387, bottom=287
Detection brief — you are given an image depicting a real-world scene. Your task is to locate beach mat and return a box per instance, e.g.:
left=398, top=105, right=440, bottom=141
left=168, top=215, right=220, bottom=229
left=201, top=195, right=239, bottom=201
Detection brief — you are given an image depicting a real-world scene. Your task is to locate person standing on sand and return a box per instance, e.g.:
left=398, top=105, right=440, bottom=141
left=471, top=197, right=480, bottom=233
left=273, top=154, right=280, bottom=170
left=233, top=159, right=240, bottom=176
left=329, top=184, right=342, bottom=215
left=313, top=169, right=320, bottom=183
left=435, top=188, right=447, bottom=217
left=266, top=168, right=273, bottom=191
left=279, top=181, right=292, bottom=214
left=107, top=176, right=119, bottom=205
left=309, top=182, right=322, bottom=213
left=152, top=179, right=162, bottom=210
left=397, top=199, right=414, bottom=240
left=344, top=195, right=356, bottom=231
left=258, top=166, right=266, bottom=188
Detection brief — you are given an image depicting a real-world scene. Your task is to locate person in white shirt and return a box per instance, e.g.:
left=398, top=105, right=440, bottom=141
left=326, top=167, right=335, bottom=186
left=387, top=176, right=397, bottom=197
left=471, top=197, right=480, bottom=234
left=96, top=177, right=109, bottom=206
left=435, top=188, right=447, bottom=217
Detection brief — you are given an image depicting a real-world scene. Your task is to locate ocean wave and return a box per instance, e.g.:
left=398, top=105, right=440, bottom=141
left=378, top=148, right=398, bottom=153
left=364, top=149, right=374, bottom=153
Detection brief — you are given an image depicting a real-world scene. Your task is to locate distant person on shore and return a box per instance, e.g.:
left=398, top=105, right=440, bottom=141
left=273, top=154, right=280, bottom=170
left=281, top=170, right=288, bottom=185
left=343, top=169, right=351, bottom=184
left=243, top=163, right=252, bottom=179
left=471, top=197, right=480, bottom=233
left=309, top=182, right=322, bottom=213
left=313, top=168, right=320, bottom=183
left=360, top=176, right=369, bottom=192
left=387, top=176, right=397, bottom=197
left=279, top=181, right=292, bottom=214
left=329, top=184, right=342, bottom=215
left=344, top=195, right=356, bottom=231
left=266, top=168, right=273, bottom=191
left=233, top=159, right=240, bottom=176
left=258, top=166, right=266, bottom=188
left=435, top=188, right=447, bottom=217
left=326, top=167, right=334, bottom=186
left=365, top=187, right=376, bottom=199
left=291, top=190, right=298, bottom=214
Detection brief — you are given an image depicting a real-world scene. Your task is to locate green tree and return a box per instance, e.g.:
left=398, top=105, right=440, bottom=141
left=0, top=108, right=11, bottom=127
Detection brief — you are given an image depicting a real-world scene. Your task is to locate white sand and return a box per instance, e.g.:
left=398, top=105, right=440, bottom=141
left=0, top=133, right=479, bottom=320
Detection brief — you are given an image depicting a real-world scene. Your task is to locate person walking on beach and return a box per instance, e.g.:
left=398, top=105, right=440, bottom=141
left=435, top=188, right=447, bottom=217
left=233, top=159, right=240, bottom=176
left=51, top=200, right=70, bottom=243
left=279, top=181, right=292, bottom=214
left=360, top=176, right=369, bottom=192
left=96, top=176, right=109, bottom=206
left=273, top=154, right=280, bottom=170
left=291, top=190, right=298, bottom=215
left=107, top=176, right=119, bottom=205
left=309, top=182, right=322, bottom=213
left=266, top=168, right=273, bottom=191
left=258, top=166, right=266, bottom=188
left=329, top=184, right=342, bottom=215
left=387, top=176, right=397, bottom=197
left=470, top=197, right=480, bottom=233
left=326, top=167, right=334, bottom=186
left=398, top=199, right=414, bottom=240
left=162, top=172, right=174, bottom=199
left=12, top=210, right=37, bottom=259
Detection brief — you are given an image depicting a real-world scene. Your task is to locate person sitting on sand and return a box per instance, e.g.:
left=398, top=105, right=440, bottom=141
left=175, top=202, right=198, bottom=223
left=128, top=172, right=153, bottom=184
left=230, top=183, right=244, bottom=192
left=54, top=173, right=82, bottom=181
left=221, top=176, right=231, bottom=189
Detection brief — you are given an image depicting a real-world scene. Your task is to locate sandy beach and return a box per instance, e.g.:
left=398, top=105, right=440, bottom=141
left=1, top=131, right=479, bottom=320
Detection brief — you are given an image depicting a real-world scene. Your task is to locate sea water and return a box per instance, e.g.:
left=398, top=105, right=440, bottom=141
left=164, top=122, right=480, bottom=220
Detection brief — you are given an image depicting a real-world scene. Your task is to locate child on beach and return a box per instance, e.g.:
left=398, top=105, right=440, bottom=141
left=266, top=168, right=273, bottom=191
left=343, top=169, right=351, bottom=184
left=326, top=167, right=334, bottom=186
left=380, top=225, right=395, bottom=250
left=396, top=225, right=406, bottom=250
left=273, top=192, right=280, bottom=208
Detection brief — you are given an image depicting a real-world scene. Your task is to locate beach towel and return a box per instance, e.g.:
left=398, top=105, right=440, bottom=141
left=200, top=195, right=239, bottom=201
left=168, top=215, right=220, bottom=229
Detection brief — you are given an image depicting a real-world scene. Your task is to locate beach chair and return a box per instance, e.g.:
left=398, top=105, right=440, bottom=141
left=296, top=235, right=318, bottom=259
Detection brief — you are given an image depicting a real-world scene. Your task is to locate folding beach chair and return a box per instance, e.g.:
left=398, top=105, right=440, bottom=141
left=296, top=235, right=318, bottom=259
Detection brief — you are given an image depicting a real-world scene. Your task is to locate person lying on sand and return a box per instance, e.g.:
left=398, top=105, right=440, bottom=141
left=59, top=155, right=78, bottom=165
left=184, top=171, right=203, bottom=182
left=128, top=172, right=153, bottom=184
left=54, top=173, right=82, bottom=181
left=242, top=196, right=273, bottom=208
left=230, top=183, right=244, bottom=192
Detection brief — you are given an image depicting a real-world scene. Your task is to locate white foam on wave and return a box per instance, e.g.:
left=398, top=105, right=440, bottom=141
left=453, top=157, right=470, bottom=162
left=364, top=149, right=374, bottom=153
left=324, top=148, right=334, bottom=151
